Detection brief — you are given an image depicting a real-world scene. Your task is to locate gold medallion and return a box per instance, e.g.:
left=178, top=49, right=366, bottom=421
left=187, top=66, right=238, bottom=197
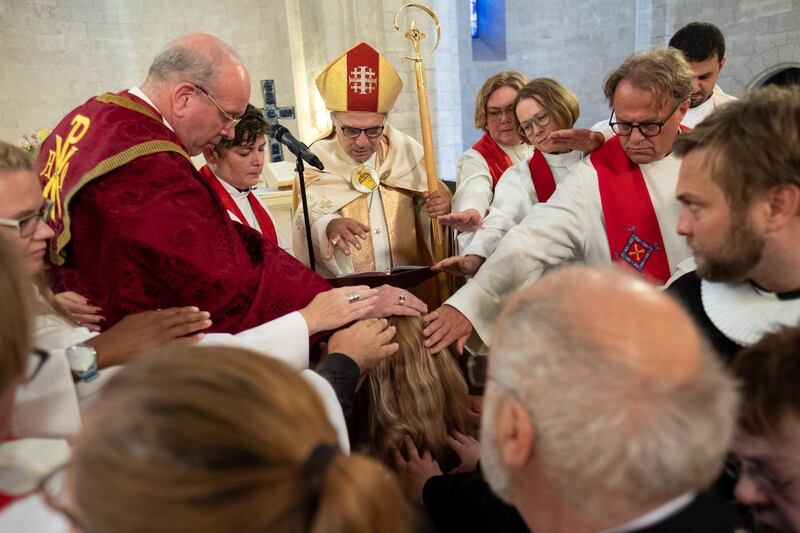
left=351, top=166, right=380, bottom=193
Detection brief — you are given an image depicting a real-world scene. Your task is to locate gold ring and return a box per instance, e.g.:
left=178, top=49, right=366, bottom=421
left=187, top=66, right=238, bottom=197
left=398, top=293, right=406, bottom=306
left=331, top=237, right=341, bottom=247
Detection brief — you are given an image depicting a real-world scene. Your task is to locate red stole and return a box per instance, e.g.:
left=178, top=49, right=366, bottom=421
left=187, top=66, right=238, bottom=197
left=527, top=150, right=557, bottom=202
left=198, top=165, right=279, bottom=245
left=471, top=133, right=513, bottom=189
left=590, top=136, right=671, bottom=283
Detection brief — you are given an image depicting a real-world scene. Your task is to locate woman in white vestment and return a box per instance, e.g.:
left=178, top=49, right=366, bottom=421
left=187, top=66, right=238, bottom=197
left=439, top=78, right=587, bottom=277
left=445, top=71, right=531, bottom=251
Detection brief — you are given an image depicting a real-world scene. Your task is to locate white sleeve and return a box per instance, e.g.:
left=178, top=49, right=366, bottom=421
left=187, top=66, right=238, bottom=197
left=453, top=149, right=494, bottom=217
left=199, top=311, right=310, bottom=370
left=301, top=370, right=350, bottom=453
left=462, top=161, right=536, bottom=259
left=447, top=168, right=591, bottom=344
left=590, top=119, right=615, bottom=141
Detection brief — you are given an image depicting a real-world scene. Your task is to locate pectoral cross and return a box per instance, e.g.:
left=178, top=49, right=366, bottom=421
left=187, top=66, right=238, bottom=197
left=260, top=79, right=296, bottom=162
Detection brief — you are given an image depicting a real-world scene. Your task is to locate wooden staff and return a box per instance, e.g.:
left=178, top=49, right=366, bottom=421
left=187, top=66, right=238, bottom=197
left=393, top=3, right=446, bottom=261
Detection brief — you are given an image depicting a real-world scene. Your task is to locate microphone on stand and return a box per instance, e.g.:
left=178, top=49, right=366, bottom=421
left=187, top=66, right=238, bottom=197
left=271, top=125, right=324, bottom=171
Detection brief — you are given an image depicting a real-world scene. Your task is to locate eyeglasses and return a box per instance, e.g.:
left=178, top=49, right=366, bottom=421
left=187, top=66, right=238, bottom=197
left=608, top=101, right=682, bottom=138
left=518, top=111, right=552, bottom=137
left=487, top=105, right=515, bottom=120
left=25, top=348, right=50, bottom=383
left=334, top=116, right=384, bottom=139
left=39, top=462, right=85, bottom=530
left=729, top=455, right=798, bottom=497
left=0, top=199, right=54, bottom=238
left=194, top=85, right=242, bottom=128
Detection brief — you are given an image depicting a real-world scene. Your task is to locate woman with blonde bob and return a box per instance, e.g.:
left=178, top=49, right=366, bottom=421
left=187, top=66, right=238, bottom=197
left=358, top=316, right=477, bottom=472
left=438, top=77, right=591, bottom=277
left=46, top=346, right=412, bottom=533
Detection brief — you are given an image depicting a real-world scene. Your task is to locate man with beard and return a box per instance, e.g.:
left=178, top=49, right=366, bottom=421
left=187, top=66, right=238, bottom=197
left=668, top=22, right=737, bottom=128
left=667, top=86, right=800, bottom=363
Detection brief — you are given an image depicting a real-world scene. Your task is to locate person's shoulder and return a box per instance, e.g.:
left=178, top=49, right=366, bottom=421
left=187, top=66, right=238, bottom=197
left=665, top=269, right=701, bottom=300
left=632, top=493, right=751, bottom=533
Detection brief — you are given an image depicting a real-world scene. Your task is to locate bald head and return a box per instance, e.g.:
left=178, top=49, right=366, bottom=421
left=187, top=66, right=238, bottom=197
left=507, top=267, right=701, bottom=382
left=483, top=266, right=739, bottom=523
left=142, top=33, right=251, bottom=156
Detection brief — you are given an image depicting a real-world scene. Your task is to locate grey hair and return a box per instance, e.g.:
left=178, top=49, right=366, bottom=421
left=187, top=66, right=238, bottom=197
left=147, top=41, right=236, bottom=89
left=489, top=291, right=739, bottom=522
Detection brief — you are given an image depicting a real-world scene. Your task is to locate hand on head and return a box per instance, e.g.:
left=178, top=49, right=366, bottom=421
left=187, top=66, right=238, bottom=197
left=364, top=285, right=427, bottom=318
left=422, top=305, right=473, bottom=355
left=299, top=285, right=377, bottom=334
left=327, top=318, right=399, bottom=373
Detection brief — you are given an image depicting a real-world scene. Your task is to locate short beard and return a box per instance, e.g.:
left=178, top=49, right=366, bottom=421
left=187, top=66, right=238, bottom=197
left=480, top=395, right=512, bottom=503
left=695, top=212, right=765, bottom=283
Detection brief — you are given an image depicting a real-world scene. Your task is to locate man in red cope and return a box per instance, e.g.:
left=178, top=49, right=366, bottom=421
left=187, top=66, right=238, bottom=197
left=37, top=33, right=389, bottom=334
left=424, top=48, right=695, bottom=353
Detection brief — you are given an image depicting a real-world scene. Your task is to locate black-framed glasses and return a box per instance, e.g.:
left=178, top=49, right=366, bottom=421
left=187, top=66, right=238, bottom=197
left=194, top=84, right=242, bottom=127
left=0, top=199, right=54, bottom=238
left=334, top=116, right=384, bottom=139
left=518, top=111, right=552, bottom=137
left=25, top=348, right=50, bottom=383
left=39, top=461, right=85, bottom=530
left=608, top=101, right=682, bottom=138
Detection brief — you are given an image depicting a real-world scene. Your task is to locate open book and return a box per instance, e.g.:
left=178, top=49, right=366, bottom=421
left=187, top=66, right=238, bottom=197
left=327, top=265, right=435, bottom=289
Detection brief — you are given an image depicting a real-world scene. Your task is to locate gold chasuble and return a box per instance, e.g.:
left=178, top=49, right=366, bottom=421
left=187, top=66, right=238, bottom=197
left=292, top=123, right=449, bottom=278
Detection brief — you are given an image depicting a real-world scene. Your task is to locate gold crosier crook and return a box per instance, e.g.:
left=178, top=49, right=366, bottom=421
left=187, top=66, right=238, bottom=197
left=393, top=4, right=454, bottom=302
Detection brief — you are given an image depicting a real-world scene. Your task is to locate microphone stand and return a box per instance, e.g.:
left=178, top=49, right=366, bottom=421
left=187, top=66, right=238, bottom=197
left=295, top=156, right=315, bottom=272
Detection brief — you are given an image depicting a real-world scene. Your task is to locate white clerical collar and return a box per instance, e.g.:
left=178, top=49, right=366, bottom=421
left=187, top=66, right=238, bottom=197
left=208, top=166, right=252, bottom=199
left=128, top=86, right=174, bottom=132
left=541, top=149, right=582, bottom=166
left=598, top=492, right=695, bottom=533
left=702, top=277, right=800, bottom=346
left=0, top=439, right=71, bottom=495
left=497, top=141, right=533, bottom=162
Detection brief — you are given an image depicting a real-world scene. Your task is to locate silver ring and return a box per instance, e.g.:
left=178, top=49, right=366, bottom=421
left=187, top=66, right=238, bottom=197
left=331, top=237, right=341, bottom=247
left=347, top=291, right=360, bottom=304
left=398, top=293, right=406, bottom=306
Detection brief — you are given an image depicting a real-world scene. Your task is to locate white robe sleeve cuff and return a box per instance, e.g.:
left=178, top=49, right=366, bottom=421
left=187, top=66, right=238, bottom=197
left=301, top=370, right=351, bottom=453
left=200, top=311, right=310, bottom=370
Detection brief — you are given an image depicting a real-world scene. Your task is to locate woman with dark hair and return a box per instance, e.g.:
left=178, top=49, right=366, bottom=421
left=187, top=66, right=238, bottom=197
left=201, top=103, right=290, bottom=252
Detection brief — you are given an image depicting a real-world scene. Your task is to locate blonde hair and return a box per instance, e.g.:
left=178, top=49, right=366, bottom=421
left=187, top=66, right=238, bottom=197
left=474, top=71, right=528, bottom=131
left=360, top=317, right=476, bottom=472
left=0, top=238, right=31, bottom=390
left=72, top=346, right=412, bottom=533
left=516, top=77, right=580, bottom=134
left=603, top=47, right=694, bottom=108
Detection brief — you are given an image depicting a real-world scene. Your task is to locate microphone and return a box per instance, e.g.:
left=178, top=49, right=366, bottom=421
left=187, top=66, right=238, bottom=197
left=271, top=125, right=325, bottom=171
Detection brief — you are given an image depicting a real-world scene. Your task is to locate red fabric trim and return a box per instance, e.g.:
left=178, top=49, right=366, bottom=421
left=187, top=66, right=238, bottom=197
left=527, top=150, right=557, bottom=202
left=471, top=133, right=513, bottom=189
left=590, top=136, right=671, bottom=283
left=199, top=165, right=278, bottom=245
left=346, top=43, right=380, bottom=112
left=0, top=493, right=16, bottom=511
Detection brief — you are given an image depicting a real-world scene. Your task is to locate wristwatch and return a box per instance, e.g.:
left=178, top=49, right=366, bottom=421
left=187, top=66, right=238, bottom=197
left=65, top=343, right=100, bottom=383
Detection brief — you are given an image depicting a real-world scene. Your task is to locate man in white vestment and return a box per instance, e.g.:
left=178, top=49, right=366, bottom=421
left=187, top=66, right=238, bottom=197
left=292, top=42, right=451, bottom=278
left=424, top=48, right=695, bottom=352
